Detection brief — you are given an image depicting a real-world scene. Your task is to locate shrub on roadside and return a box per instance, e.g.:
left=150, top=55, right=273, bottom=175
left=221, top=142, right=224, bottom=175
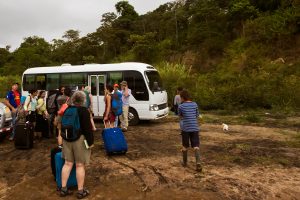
left=0, top=75, right=22, bottom=98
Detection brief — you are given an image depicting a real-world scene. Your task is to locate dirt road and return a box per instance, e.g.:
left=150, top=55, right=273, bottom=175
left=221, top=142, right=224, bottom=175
left=0, top=116, right=300, bottom=200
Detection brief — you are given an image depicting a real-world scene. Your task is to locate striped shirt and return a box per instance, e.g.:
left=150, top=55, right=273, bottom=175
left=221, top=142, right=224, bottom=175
left=178, top=101, right=200, bottom=132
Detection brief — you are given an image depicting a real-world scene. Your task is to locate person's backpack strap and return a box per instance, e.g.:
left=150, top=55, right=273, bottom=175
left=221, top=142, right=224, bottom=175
left=24, top=95, right=31, bottom=111
left=54, top=93, right=60, bottom=110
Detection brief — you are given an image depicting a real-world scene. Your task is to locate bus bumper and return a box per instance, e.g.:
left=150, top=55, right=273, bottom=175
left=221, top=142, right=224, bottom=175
left=150, top=107, right=169, bottom=120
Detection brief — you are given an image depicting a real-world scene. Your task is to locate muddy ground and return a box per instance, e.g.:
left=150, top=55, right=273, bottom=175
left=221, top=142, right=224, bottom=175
left=0, top=115, right=300, bottom=200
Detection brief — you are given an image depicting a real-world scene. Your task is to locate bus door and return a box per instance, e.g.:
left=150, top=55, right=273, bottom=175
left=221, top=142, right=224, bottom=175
left=89, top=75, right=105, bottom=117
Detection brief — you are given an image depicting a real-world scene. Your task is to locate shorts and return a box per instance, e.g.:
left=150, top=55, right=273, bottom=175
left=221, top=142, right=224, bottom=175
left=62, top=135, right=91, bottom=165
left=181, top=131, right=200, bottom=148
left=103, top=111, right=116, bottom=124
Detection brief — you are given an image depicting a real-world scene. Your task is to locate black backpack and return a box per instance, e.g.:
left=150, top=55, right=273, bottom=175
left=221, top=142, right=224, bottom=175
left=47, top=93, right=58, bottom=114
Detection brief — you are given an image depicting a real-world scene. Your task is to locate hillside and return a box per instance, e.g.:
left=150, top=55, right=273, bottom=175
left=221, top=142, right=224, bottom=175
left=0, top=0, right=299, bottom=110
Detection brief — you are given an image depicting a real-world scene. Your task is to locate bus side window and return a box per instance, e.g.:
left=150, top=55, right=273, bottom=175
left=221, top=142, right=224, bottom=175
left=124, top=71, right=149, bottom=101
left=23, top=74, right=35, bottom=91
left=108, top=72, right=122, bottom=86
left=36, top=75, right=46, bottom=90
left=99, top=76, right=105, bottom=96
left=46, top=74, right=60, bottom=91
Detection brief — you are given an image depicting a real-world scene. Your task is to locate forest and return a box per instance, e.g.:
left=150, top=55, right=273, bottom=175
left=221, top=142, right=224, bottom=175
left=0, top=0, right=299, bottom=111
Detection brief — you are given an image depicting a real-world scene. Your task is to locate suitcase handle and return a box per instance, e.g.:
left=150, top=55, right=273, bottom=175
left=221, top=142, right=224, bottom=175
left=103, top=120, right=110, bottom=129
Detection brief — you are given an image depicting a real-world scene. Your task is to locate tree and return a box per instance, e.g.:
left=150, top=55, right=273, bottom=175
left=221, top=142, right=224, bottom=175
left=101, top=12, right=117, bottom=27
left=115, top=1, right=138, bottom=19
left=2, top=36, right=52, bottom=75
left=63, top=29, right=80, bottom=42
left=129, top=32, right=158, bottom=63
left=228, top=0, right=259, bottom=37
left=0, top=48, right=10, bottom=68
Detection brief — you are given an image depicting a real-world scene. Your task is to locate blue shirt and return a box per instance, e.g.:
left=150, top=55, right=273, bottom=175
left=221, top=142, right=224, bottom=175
left=6, top=91, right=19, bottom=108
left=178, top=102, right=200, bottom=132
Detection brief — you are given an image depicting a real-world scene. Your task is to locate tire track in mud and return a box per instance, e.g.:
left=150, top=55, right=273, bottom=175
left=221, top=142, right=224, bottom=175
left=148, top=165, right=168, bottom=185
left=1, top=119, right=300, bottom=199
left=110, top=157, right=148, bottom=191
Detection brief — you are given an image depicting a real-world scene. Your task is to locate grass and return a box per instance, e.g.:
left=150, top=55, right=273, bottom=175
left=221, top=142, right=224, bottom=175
left=284, top=132, right=300, bottom=148
left=200, top=109, right=300, bottom=130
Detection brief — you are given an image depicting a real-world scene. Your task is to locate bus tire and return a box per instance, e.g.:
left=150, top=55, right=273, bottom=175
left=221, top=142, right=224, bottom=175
left=128, top=107, right=139, bottom=126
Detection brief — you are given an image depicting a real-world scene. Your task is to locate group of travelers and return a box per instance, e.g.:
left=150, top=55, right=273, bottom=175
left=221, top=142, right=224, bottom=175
left=103, top=81, right=131, bottom=130
left=3, top=81, right=132, bottom=198
left=4, top=81, right=131, bottom=142
left=3, top=81, right=202, bottom=198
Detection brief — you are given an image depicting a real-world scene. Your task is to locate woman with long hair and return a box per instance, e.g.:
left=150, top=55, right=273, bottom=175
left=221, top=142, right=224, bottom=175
left=103, top=85, right=115, bottom=128
left=35, top=90, right=49, bottom=139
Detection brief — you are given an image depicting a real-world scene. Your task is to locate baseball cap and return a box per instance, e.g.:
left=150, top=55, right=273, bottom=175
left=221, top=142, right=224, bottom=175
left=120, top=81, right=127, bottom=86
left=114, top=83, right=119, bottom=87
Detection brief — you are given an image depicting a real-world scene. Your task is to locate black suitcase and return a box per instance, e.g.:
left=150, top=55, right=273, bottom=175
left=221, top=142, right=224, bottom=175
left=14, top=122, right=34, bottom=149
left=42, top=118, right=50, bottom=138
left=50, top=147, right=62, bottom=179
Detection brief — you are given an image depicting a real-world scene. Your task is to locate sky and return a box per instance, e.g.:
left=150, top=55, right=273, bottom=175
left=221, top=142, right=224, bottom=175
left=0, top=0, right=172, bottom=50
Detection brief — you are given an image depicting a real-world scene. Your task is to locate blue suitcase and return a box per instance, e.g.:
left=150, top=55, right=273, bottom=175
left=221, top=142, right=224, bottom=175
left=55, top=152, right=77, bottom=188
left=102, top=127, right=128, bottom=155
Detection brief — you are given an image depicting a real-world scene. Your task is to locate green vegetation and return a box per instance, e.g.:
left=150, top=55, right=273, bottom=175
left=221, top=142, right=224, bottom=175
left=0, top=75, right=21, bottom=98
left=0, top=0, right=299, bottom=111
left=285, top=131, right=300, bottom=148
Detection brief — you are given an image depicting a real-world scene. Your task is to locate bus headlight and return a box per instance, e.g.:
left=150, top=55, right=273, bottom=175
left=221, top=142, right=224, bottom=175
left=149, top=104, right=159, bottom=111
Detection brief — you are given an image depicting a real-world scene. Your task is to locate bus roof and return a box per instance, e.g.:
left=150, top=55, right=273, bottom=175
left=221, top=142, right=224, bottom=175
left=23, top=62, right=156, bottom=74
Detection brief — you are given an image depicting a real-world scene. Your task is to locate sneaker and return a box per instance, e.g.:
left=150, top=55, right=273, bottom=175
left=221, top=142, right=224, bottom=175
left=121, top=127, right=127, bottom=132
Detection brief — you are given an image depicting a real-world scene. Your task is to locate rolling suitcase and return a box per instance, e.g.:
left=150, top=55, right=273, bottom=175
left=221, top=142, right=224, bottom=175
left=102, top=127, right=128, bottom=155
left=14, top=121, right=34, bottom=149
left=50, top=147, right=62, bottom=179
left=55, top=152, right=77, bottom=188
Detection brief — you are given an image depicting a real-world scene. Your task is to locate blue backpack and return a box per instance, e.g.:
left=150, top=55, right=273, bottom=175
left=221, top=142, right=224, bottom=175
left=112, top=91, right=123, bottom=116
left=61, top=106, right=81, bottom=141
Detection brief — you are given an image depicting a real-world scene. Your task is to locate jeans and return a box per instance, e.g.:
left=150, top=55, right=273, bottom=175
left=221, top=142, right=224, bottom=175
left=10, top=111, right=17, bottom=139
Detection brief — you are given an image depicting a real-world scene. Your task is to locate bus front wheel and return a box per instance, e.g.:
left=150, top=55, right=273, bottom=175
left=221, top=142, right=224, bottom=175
left=128, top=107, right=139, bottom=126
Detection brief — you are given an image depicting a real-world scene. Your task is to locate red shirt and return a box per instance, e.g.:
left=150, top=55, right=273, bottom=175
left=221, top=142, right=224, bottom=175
left=13, top=90, right=20, bottom=106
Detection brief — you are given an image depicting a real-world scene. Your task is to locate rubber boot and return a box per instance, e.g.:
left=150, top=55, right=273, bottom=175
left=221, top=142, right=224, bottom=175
left=195, top=149, right=202, bottom=172
left=182, top=150, right=187, bottom=167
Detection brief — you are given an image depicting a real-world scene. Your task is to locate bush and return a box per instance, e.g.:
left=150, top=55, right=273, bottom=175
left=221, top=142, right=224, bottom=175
left=156, top=62, right=194, bottom=105
left=155, top=61, right=300, bottom=111
left=244, top=112, right=261, bottom=123
left=0, top=76, right=22, bottom=98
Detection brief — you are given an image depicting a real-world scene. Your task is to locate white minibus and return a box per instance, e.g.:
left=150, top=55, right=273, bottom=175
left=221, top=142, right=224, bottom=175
left=22, top=62, right=168, bottom=125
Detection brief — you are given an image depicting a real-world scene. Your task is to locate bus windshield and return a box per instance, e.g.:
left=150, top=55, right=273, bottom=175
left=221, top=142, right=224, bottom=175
left=145, top=71, right=164, bottom=92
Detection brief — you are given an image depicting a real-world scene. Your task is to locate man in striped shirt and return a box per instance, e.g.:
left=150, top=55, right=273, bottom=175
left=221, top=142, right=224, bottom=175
left=178, top=90, right=202, bottom=172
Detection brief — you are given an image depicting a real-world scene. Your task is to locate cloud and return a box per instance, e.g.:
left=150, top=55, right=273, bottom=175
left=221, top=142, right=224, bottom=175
left=0, top=0, right=171, bottom=50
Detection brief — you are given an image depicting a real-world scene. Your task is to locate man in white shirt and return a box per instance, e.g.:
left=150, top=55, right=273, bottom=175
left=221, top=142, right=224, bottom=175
left=119, top=81, right=131, bottom=132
